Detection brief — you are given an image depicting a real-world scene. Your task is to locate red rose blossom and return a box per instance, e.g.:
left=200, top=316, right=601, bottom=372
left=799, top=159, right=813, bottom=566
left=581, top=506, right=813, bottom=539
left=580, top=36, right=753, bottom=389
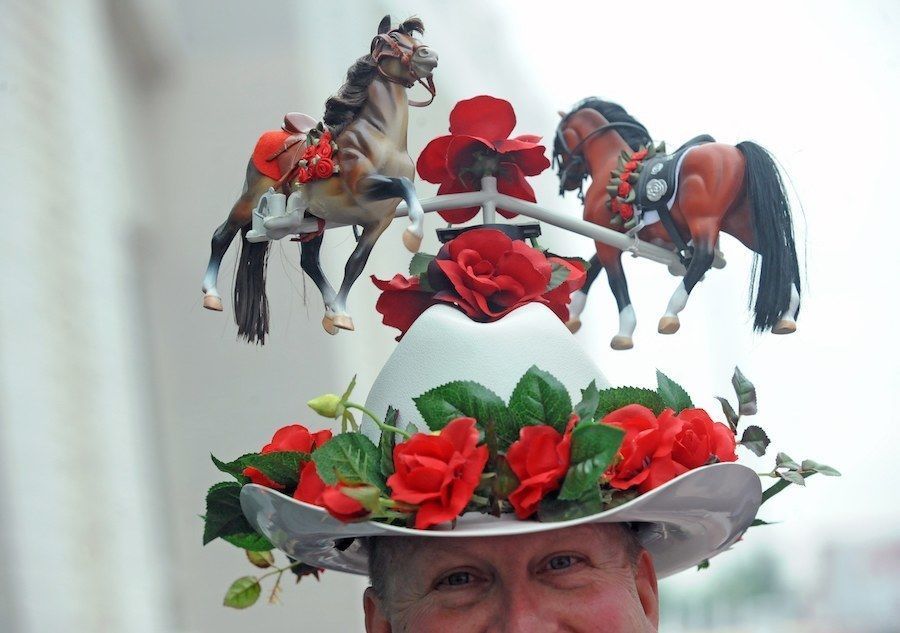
left=387, top=417, right=489, bottom=529
left=370, top=274, right=439, bottom=341
left=602, top=405, right=684, bottom=494
left=428, top=228, right=552, bottom=320
left=670, top=408, right=738, bottom=469
left=303, top=144, right=317, bottom=161
left=293, top=461, right=368, bottom=522
left=416, top=95, right=551, bottom=223
left=314, top=156, right=334, bottom=179
left=243, top=424, right=333, bottom=489
left=506, top=414, right=577, bottom=519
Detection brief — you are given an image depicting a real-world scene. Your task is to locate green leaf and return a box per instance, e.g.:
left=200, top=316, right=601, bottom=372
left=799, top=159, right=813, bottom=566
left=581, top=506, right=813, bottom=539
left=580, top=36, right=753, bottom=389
left=409, top=252, right=436, bottom=276
left=778, top=470, right=806, bottom=486
left=574, top=380, right=601, bottom=423
left=801, top=459, right=840, bottom=476
left=413, top=380, right=514, bottom=443
left=739, top=425, right=770, bottom=457
left=222, top=531, right=273, bottom=552
left=656, top=370, right=693, bottom=413
left=537, top=488, right=604, bottom=522
left=312, top=432, right=383, bottom=489
left=558, top=423, right=625, bottom=500
left=340, top=374, right=358, bottom=402
left=378, top=407, right=399, bottom=480
left=203, top=482, right=255, bottom=546
left=697, top=559, right=710, bottom=571
left=750, top=518, right=776, bottom=527
left=223, top=576, right=261, bottom=609
left=245, top=550, right=275, bottom=569
left=211, top=453, right=253, bottom=484
left=595, top=387, right=666, bottom=419
left=240, top=452, right=310, bottom=487
left=715, top=397, right=739, bottom=432
left=776, top=452, right=800, bottom=470
left=546, top=261, right=571, bottom=292
left=732, top=367, right=758, bottom=416
left=508, top=366, right=573, bottom=433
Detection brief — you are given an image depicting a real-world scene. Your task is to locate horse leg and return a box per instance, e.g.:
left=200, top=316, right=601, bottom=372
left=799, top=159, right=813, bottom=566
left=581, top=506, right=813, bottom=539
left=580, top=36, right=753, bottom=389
left=202, top=162, right=267, bottom=311
left=330, top=217, right=393, bottom=331
left=659, top=221, right=718, bottom=334
left=299, top=232, right=340, bottom=335
left=772, top=283, right=800, bottom=334
left=202, top=219, right=241, bottom=311
left=566, top=253, right=602, bottom=334
left=362, top=175, right=424, bottom=252
left=595, top=245, right=636, bottom=350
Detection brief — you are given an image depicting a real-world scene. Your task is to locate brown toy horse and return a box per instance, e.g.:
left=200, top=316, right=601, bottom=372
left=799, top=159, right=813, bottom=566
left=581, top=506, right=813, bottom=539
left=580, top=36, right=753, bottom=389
left=554, top=98, right=801, bottom=350
left=201, top=16, right=438, bottom=343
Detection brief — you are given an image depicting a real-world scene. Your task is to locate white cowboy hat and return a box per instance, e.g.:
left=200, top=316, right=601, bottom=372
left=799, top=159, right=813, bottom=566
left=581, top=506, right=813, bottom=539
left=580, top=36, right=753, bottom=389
left=240, top=303, right=762, bottom=579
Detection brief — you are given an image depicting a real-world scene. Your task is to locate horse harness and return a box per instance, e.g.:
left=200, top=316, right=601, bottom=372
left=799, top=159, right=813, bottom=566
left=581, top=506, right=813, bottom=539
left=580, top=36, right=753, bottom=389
left=556, top=117, right=714, bottom=265
left=370, top=31, right=436, bottom=107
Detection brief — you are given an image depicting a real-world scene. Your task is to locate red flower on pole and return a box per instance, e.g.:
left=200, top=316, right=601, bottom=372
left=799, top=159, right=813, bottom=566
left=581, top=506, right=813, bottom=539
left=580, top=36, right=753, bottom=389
left=416, top=96, right=551, bottom=224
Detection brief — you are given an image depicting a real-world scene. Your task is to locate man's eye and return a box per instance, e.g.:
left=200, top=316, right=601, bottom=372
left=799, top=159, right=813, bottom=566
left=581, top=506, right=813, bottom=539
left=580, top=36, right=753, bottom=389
left=546, top=555, right=576, bottom=571
left=437, top=571, right=472, bottom=589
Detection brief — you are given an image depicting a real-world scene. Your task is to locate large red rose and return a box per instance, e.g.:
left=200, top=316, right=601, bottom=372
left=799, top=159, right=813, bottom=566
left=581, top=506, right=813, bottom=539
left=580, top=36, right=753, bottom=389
left=243, top=424, right=333, bottom=489
left=416, top=95, right=551, bottom=223
left=370, top=274, right=438, bottom=341
left=669, top=408, right=738, bottom=469
left=293, top=461, right=368, bottom=522
left=427, top=229, right=552, bottom=320
left=387, top=417, right=489, bottom=529
left=602, top=405, right=684, bottom=494
left=506, top=415, right=577, bottom=519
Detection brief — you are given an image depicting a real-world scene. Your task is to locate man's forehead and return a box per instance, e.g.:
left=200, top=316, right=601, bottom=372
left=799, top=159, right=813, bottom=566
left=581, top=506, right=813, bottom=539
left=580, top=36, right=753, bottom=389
left=383, top=523, right=627, bottom=566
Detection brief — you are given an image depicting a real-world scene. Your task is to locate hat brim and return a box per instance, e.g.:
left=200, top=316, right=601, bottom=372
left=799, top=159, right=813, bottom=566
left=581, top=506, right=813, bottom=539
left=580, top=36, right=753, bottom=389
left=240, top=462, right=761, bottom=579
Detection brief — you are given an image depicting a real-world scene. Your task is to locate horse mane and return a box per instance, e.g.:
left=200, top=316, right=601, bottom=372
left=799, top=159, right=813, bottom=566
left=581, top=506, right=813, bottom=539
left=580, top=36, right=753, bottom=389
left=553, top=97, right=653, bottom=163
left=323, top=17, right=425, bottom=136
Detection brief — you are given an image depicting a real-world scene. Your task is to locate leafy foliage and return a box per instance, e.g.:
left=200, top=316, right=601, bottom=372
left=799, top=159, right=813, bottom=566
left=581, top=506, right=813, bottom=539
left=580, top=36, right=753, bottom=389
left=595, top=387, right=665, bottom=419
left=656, top=370, right=693, bottom=413
left=508, top=365, right=573, bottom=432
left=223, top=576, right=262, bottom=609
left=414, top=380, right=515, bottom=445
left=203, top=482, right=257, bottom=546
left=739, top=426, right=770, bottom=457
left=311, top=432, right=383, bottom=490
left=558, top=423, right=625, bottom=500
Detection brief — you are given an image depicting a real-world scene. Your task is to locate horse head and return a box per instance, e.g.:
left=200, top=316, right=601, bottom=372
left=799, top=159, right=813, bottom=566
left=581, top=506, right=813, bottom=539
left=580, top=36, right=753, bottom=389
left=370, top=15, right=438, bottom=106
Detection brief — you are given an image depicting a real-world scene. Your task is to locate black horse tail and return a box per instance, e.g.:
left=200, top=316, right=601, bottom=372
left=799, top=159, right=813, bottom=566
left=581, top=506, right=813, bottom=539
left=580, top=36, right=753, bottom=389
left=234, top=226, right=270, bottom=344
left=736, top=141, right=801, bottom=331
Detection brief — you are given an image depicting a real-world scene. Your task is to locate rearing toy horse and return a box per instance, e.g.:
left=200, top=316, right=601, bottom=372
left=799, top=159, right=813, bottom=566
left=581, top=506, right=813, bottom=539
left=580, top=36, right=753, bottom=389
left=201, top=16, right=438, bottom=343
left=554, top=98, right=801, bottom=350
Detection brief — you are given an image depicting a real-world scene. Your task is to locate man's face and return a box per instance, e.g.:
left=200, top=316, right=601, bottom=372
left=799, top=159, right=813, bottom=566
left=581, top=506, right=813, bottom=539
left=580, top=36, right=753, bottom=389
left=363, top=524, right=659, bottom=632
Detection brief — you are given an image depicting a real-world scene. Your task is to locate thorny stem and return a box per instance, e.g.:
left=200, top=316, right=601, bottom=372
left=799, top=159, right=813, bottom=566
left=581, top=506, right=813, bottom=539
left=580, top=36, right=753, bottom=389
left=346, top=403, right=412, bottom=439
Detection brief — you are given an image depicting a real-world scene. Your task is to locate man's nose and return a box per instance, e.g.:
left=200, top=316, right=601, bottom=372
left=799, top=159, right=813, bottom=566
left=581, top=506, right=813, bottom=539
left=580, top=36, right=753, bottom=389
left=497, top=584, right=555, bottom=633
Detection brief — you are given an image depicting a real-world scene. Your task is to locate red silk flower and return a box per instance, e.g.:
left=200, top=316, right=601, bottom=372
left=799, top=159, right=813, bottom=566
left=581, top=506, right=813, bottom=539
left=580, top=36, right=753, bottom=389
left=416, top=96, right=551, bottom=224
left=293, top=461, right=368, bottom=522
left=243, top=424, right=333, bottom=489
left=506, top=415, right=577, bottom=519
left=387, top=417, right=489, bottom=529
left=603, top=405, right=737, bottom=494
left=371, top=229, right=586, bottom=339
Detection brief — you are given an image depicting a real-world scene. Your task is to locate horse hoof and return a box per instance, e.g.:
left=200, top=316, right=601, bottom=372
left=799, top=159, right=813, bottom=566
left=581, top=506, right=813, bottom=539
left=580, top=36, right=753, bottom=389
left=203, top=294, right=223, bottom=312
left=658, top=316, right=680, bottom=335
left=772, top=319, right=797, bottom=335
left=566, top=318, right=582, bottom=334
left=610, top=335, right=633, bottom=350
left=403, top=229, right=423, bottom=253
left=322, top=316, right=340, bottom=336
left=332, top=314, right=355, bottom=331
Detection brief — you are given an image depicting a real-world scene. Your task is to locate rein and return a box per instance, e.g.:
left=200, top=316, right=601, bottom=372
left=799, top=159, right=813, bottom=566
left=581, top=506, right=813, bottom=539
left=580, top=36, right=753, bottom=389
left=371, top=32, right=436, bottom=107
left=554, top=119, right=650, bottom=199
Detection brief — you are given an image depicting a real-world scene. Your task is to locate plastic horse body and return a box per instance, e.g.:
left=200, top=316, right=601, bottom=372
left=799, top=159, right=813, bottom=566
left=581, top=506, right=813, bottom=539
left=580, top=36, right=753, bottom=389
left=554, top=98, right=801, bottom=350
left=201, top=16, right=438, bottom=342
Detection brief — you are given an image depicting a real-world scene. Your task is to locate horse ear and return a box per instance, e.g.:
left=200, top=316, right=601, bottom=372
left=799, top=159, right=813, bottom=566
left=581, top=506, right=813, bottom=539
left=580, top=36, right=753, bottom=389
left=377, top=15, right=391, bottom=34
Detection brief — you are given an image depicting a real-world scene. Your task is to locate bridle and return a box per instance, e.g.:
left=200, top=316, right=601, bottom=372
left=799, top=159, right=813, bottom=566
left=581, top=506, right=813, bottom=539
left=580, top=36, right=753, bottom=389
left=554, top=114, right=651, bottom=199
left=371, top=32, right=436, bottom=107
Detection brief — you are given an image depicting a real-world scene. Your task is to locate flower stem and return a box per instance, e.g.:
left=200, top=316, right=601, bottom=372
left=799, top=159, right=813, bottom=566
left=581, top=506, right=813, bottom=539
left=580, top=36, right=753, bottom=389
left=346, top=403, right=412, bottom=439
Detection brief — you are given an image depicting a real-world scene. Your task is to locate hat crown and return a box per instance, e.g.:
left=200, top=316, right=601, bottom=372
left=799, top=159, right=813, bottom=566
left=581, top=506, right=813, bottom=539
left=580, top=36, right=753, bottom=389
left=363, top=303, right=609, bottom=439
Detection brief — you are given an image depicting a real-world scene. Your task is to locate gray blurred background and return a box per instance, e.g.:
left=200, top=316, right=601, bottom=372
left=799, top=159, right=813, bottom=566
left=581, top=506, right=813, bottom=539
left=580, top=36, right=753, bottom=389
left=0, top=0, right=897, bottom=631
